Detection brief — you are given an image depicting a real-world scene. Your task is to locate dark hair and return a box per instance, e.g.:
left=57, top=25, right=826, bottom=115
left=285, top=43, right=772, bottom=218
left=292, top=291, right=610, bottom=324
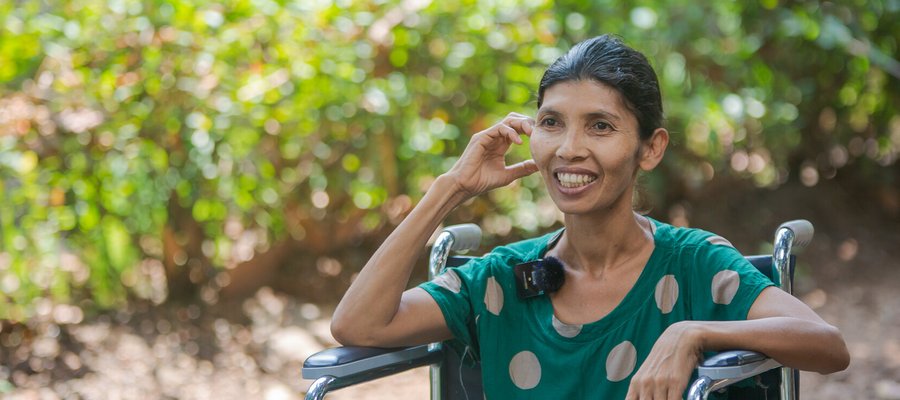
left=537, top=35, right=664, bottom=140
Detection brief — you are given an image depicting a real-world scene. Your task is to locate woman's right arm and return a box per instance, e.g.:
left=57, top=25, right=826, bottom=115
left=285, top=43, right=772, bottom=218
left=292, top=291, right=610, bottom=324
left=330, top=113, right=538, bottom=348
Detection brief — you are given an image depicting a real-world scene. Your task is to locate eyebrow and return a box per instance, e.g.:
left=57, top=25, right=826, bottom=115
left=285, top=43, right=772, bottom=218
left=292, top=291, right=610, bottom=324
left=537, top=107, right=623, bottom=122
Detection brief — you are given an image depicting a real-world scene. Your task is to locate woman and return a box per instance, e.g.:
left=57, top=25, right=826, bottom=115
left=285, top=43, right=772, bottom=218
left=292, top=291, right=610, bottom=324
left=330, top=35, right=849, bottom=399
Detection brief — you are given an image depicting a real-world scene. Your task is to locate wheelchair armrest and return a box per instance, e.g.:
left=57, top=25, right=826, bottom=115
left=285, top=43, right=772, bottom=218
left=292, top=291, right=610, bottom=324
left=302, top=344, right=442, bottom=388
left=698, top=350, right=782, bottom=381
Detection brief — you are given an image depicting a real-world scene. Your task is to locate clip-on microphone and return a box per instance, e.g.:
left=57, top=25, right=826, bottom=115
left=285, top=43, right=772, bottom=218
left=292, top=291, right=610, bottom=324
left=513, top=256, right=565, bottom=299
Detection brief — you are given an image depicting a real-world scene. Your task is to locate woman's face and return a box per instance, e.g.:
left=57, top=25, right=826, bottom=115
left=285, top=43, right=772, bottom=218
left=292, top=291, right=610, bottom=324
left=530, top=80, right=645, bottom=216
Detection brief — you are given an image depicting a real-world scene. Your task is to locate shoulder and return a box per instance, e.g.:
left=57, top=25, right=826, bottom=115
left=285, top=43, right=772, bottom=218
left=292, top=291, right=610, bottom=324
left=648, top=218, right=750, bottom=275
left=488, top=229, right=563, bottom=262
left=649, top=218, right=737, bottom=252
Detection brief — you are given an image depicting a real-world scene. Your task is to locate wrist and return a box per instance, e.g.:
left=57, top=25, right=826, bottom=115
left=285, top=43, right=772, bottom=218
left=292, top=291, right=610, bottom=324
left=676, top=320, right=708, bottom=353
left=409, top=174, right=468, bottom=224
left=434, top=173, right=471, bottom=205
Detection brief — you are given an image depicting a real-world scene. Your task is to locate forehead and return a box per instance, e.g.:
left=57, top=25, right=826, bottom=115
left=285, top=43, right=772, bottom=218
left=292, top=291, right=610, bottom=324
left=538, top=80, right=636, bottom=123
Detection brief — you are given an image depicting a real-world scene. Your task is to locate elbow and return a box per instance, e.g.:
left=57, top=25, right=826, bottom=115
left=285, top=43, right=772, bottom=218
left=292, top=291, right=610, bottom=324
left=330, top=302, right=364, bottom=346
left=330, top=315, right=377, bottom=347
left=821, top=351, right=850, bottom=375
left=330, top=318, right=350, bottom=345
left=818, top=324, right=851, bottom=374
left=330, top=316, right=358, bottom=346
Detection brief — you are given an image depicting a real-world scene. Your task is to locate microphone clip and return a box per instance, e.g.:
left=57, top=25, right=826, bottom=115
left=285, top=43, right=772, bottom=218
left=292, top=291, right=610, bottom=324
left=513, top=256, right=565, bottom=299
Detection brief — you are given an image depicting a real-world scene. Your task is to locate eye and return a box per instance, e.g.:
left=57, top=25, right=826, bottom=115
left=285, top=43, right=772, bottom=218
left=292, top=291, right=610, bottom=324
left=540, top=117, right=559, bottom=127
left=593, top=121, right=612, bottom=131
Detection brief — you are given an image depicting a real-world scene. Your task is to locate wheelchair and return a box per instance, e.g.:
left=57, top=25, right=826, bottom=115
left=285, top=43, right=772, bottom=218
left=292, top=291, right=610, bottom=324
left=302, top=220, right=814, bottom=400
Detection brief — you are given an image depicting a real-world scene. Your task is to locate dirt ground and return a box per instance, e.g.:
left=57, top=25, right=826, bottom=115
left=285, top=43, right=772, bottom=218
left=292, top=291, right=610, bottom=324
left=2, top=179, right=899, bottom=399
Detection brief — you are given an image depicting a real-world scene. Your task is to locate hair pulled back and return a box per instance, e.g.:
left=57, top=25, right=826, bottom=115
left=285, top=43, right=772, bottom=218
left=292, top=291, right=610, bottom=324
left=537, top=35, right=664, bottom=140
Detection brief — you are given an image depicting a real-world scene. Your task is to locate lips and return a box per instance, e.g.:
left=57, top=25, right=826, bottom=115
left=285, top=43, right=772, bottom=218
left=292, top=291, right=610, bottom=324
left=553, top=167, right=599, bottom=192
left=556, top=172, right=597, bottom=188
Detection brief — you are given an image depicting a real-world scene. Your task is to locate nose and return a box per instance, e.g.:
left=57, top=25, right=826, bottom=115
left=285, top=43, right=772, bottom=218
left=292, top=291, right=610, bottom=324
left=555, top=129, right=588, bottom=161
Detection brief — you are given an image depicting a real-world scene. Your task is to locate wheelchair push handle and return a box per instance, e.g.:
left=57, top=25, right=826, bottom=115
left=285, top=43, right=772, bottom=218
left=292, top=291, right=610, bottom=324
left=443, top=223, right=482, bottom=252
left=430, top=224, right=482, bottom=279
left=776, top=219, right=814, bottom=252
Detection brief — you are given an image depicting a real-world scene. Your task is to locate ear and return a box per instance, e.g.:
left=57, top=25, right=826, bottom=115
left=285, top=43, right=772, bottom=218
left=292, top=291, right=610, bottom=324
left=638, top=128, right=669, bottom=171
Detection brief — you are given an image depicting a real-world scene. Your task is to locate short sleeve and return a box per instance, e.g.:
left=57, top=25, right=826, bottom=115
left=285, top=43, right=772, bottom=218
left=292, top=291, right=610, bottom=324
left=687, top=235, right=774, bottom=321
left=418, top=257, right=492, bottom=350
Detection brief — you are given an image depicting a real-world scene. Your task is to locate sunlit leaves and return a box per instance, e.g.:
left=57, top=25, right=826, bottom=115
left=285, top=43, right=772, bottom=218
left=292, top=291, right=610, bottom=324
left=0, top=0, right=897, bottom=321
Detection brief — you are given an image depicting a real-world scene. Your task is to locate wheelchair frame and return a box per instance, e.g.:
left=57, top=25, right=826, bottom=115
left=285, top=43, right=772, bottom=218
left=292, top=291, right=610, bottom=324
left=303, top=221, right=813, bottom=400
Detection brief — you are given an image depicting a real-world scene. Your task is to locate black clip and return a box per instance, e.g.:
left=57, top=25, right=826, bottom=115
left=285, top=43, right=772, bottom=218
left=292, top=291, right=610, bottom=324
left=513, top=257, right=565, bottom=299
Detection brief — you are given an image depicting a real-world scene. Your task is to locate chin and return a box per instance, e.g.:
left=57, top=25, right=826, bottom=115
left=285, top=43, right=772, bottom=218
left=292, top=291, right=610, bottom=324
left=552, top=201, right=597, bottom=216
left=551, top=195, right=630, bottom=217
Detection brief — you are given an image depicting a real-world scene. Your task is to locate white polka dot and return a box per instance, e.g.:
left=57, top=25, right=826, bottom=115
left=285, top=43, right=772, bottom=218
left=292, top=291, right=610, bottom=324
left=551, top=315, right=582, bottom=338
left=706, top=235, right=734, bottom=248
left=606, top=341, right=637, bottom=382
left=509, top=351, right=541, bottom=389
left=431, top=270, right=461, bottom=293
left=711, top=270, right=740, bottom=305
left=654, top=275, right=679, bottom=314
left=484, top=276, right=504, bottom=316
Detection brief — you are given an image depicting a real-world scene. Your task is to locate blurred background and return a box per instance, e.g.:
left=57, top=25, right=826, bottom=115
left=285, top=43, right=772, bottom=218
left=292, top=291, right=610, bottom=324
left=1, top=0, right=898, bottom=399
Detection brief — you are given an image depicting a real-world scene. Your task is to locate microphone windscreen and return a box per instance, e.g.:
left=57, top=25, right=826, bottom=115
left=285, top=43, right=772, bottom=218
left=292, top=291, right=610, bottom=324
left=535, top=256, right=565, bottom=293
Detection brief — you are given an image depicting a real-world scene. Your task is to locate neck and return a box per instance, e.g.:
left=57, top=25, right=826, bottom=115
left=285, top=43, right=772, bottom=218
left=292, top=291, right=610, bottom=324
left=556, top=206, right=653, bottom=278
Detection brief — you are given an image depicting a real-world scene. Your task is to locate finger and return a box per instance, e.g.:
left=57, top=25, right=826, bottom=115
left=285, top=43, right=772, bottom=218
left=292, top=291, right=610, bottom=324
left=477, top=125, right=510, bottom=147
left=640, top=384, right=655, bottom=400
left=654, top=385, right=668, bottom=400
left=504, top=159, right=538, bottom=181
left=505, top=111, right=529, bottom=120
left=498, top=124, right=523, bottom=145
left=503, top=115, right=534, bottom=136
left=667, top=387, right=680, bottom=400
left=668, top=378, right=688, bottom=400
left=624, top=384, right=638, bottom=400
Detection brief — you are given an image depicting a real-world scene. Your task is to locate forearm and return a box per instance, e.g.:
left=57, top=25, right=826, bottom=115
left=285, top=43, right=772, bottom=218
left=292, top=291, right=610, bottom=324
left=330, top=174, right=467, bottom=344
left=689, top=317, right=849, bottom=374
left=331, top=114, right=537, bottom=345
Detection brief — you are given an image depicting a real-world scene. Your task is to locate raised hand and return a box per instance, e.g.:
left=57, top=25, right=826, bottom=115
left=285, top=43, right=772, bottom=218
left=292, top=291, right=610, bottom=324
left=443, top=112, right=539, bottom=200
left=332, top=113, right=539, bottom=349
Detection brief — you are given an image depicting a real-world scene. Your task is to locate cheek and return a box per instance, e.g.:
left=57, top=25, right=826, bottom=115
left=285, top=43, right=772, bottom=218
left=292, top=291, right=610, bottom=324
left=529, top=129, right=558, bottom=153
left=528, top=135, right=545, bottom=161
left=602, top=151, right=636, bottom=171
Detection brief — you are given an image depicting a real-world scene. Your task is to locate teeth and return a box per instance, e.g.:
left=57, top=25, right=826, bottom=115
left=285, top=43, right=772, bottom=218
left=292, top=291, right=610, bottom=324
left=557, top=173, right=597, bottom=188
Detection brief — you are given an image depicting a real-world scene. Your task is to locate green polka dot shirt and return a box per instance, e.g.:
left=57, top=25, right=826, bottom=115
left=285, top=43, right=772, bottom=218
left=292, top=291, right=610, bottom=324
left=419, top=218, right=773, bottom=399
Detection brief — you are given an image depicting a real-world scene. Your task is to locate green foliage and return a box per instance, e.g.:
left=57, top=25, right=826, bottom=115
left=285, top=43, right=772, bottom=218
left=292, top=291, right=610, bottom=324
left=1, top=0, right=897, bottom=321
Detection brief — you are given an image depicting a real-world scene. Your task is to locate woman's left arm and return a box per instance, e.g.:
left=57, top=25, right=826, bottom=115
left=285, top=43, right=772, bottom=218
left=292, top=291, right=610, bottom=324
left=626, top=286, right=850, bottom=400
left=701, top=285, right=850, bottom=373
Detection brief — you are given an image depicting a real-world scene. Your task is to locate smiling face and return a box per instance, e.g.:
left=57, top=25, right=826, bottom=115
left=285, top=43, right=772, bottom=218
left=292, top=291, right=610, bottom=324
left=530, top=79, right=652, bottom=216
